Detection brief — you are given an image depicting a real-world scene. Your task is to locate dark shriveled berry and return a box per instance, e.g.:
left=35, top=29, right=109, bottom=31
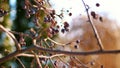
left=61, top=29, right=65, bottom=33
left=56, top=25, right=60, bottom=28
left=91, top=11, right=96, bottom=17
left=99, top=16, right=103, bottom=22
left=76, top=40, right=80, bottom=43
left=74, top=45, right=78, bottom=49
left=64, top=21, right=69, bottom=27
left=54, top=29, right=59, bottom=33
left=69, top=12, right=72, bottom=16
left=0, top=8, right=8, bottom=17
left=96, top=3, right=100, bottom=7
left=90, top=11, right=97, bottom=19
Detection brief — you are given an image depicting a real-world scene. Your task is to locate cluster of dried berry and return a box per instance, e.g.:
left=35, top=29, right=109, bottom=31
left=44, top=10, right=71, bottom=36
left=90, top=3, right=103, bottom=22
left=24, top=0, right=39, bottom=18
left=44, top=15, right=52, bottom=23
left=61, top=21, right=69, bottom=33
left=90, top=11, right=98, bottom=19
left=48, top=26, right=59, bottom=37
left=0, top=8, right=8, bottom=17
left=90, top=11, right=103, bottom=22
left=50, top=10, right=56, bottom=19
left=23, top=0, right=72, bottom=39
left=24, top=0, right=45, bottom=27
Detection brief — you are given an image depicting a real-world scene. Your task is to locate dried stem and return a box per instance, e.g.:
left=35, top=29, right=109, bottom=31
left=17, top=53, right=64, bottom=59
left=46, top=37, right=66, bottom=46
left=15, top=57, right=25, bottom=68
left=70, top=57, right=88, bottom=67
left=81, top=0, right=104, bottom=51
left=0, top=25, right=21, bottom=50
left=49, top=58, right=57, bottom=68
left=57, top=56, right=69, bottom=66
left=31, top=51, right=42, bottom=68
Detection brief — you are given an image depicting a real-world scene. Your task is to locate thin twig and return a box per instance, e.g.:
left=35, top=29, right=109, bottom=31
left=30, top=59, right=35, bottom=68
left=50, top=54, right=65, bottom=59
left=70, top=56, right=88, bottom=68
left=15, top=57, right=25, bottom=68
left=31, top=51, right=42, bottom=68
left=57, top=56, right=69, bottom=66
left=17, top=53, right=65, bottom=59
left=0, top=25, right=21, bottom=50
left=49, top=58, right=57, bottom=68
left=43, top=39, right=53, bottom=48
left=43, top=59, right=49, bottom=68
left=81, top=0, right=104, bottom=51
left=46, top=37, right=66, bottom=46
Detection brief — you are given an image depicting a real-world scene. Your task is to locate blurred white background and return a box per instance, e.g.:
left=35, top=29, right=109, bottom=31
left=49, top=0, right=120, bottom=25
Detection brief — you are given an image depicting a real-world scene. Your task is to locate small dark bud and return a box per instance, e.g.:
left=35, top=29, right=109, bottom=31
left=67, top=10, right=69, bottom=12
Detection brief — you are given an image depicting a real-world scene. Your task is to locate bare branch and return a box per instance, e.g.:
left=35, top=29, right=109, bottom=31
left=0, top=46, right=34, bottom=64
left=0, top=25, right=21, bottom=50
left=1, top=45, right=120, bottom=64
left=34, top=46, right=120, bottom=55
left=81, top=0, right=104, bottom=51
